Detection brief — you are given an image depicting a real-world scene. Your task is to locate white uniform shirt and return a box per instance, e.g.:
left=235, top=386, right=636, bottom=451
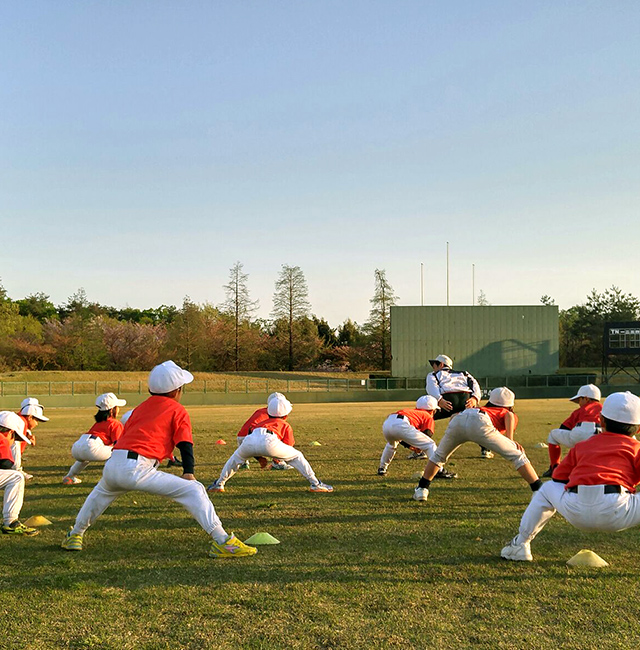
left=426, top=369, right=481, bottom=401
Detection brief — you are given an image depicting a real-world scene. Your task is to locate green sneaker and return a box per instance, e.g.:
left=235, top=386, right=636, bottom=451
left=61, top=530, right=83, bottom=551
left=209, top=533, right=257, bottom=558
left=1, top=520, right=39, bottom=536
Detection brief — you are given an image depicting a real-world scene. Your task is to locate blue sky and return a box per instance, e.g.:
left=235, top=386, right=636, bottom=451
left=2, top=1, right=639, bottom=326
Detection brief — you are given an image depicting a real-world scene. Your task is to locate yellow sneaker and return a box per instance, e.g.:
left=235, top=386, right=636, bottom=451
left=1, top=520, right=39, bottom=536
left=61, top=530, right=83, bottom=551
left=209, top=533, right=257, bottom=558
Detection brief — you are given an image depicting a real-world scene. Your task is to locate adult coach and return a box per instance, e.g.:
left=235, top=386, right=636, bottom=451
left=426, top=354, right=491, bottom=458
left=61, top=360, right=256, bottom=559
left=501, top=391, right=640, bottom=562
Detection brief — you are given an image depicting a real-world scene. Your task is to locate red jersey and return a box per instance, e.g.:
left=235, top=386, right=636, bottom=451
left=114, top=395, right=193, bottom=462
left=237, top=407, right=271, bottom=438
left=252, top=417, right=295, bottom=446
left=562, top=401, right=602, bottom=429
left=397, top=409, right=435, bottom=434
left=87, top=418, right=124, bottom=447
left=0, top=433, right=14, bottom=463
left=479, top=407, right=518, bottom=434
left=553, top=430, right=640, bottom=493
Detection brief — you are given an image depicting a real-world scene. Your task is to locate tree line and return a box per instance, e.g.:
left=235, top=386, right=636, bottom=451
left=1, top=268, right=635, bottom=373
left=0, top=264, right=398, bottom=373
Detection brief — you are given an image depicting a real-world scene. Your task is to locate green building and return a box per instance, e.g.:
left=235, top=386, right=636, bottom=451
left=390, top=305, right=559, bottom=378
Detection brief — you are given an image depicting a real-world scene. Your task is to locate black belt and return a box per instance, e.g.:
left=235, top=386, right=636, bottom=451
left=89, top=435, right=98, bottom=440
left=568, top=485, right=623, bottom=494
left=125, top=450, right=159, bottom=467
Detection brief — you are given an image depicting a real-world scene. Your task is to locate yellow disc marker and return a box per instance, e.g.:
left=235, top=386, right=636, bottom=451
left=23, top=515, right=52, bottom=527
left=566, top=549, right=609, bottom=568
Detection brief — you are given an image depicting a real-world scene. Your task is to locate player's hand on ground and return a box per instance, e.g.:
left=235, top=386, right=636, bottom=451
left=181, top=473, right=196, bottom=481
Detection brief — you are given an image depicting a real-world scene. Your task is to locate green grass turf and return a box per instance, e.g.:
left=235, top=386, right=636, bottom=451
left=2, top=400, right=640, bottom=649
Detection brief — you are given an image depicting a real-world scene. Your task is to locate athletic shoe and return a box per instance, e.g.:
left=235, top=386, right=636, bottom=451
left=209, top=533, right=257, bottom=558
left=62, top=476, right=82, bottom=485
left=240, top=460, right=250, bottom=470
left=61, top=530, right=83, bottom=551
left=309, top=482, right=334, bottom=493
left=500, top=537, right=533, bottom=562
left=377, top=467, right=387, bottom=476
left=481, top=449, right=495, bottom=459
left=207, top=480, right=225, bottom=492
left=413, top=487, right=429, bottom=502
left=542, top=464, right=558, bottom=478
left=270, top=460, right=293, bottom=470
left=167, top=458, right=183, bottom=468
left=434, top=469, right=458, bottom=479
left=1, top=520, right=39, bottom=536
left=407, top=450, right=428, bottom=460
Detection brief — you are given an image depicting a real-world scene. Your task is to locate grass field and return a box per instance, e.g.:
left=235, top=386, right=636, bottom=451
left=2, top=399, right=640, bottom=649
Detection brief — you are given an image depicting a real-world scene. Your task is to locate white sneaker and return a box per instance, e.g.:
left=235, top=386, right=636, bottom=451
left=500, top=537, right=533, bottom=562
left=62, top=476, right=82, bottom=485
left=413, top=487, right=429, bottom=502
left=481, top=449, right=495, bottom=459
left=309, top=482, right=334, bottom=493
left=407, top=450, right=428, bottom=460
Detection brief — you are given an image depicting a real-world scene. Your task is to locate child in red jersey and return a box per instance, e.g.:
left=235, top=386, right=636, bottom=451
left=542, top=384, right=602, bottom=477
left=62, top=393, right=127, bottom=485
left=13, top=401, right=49, bottom=479
left=413, top=387, right=541, bottom=502
left=377, top=395, right=457, bottom=479
left=502, top=391, right=640, bottom=562
left=236, top=392, right=289, bottom=470
left=208, top=394, right=333, bottom=493
left=61, top=361, right=256, bottom=558
left=0, top=411, right=38, bottom=536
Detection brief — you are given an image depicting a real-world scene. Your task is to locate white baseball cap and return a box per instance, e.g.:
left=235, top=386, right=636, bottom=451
left=570, top=384, right=601, bottom=403
left=267, top=395, right=293, bottom=417
left=0, top=411, right=27, bottom=439
left=489, top=387, right=515, bottom=407
left=601, top=392, right=640, bottom=425
left=20, top=403, right=49, bottom=421
left=148, top=360, right=194, bottom=393
left=21, top=397, right=42, bottom=409
left=267, top=392, right=285, bottom=403
left=96, top=392, right=127, bottom=411
left=416, top=395, right=440, bottom=411
left=429, top=354, right=453, bottom=368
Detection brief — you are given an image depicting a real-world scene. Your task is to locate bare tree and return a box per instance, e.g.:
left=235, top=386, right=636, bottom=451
left=271, top=265, right=311, bottom=370
left=222, top=262, right=259, bottom=371
left=364, top=269, right=398, bottom=370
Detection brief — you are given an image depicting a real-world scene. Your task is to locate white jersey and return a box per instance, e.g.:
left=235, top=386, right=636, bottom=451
left=426, top=369, right=481, bottom=401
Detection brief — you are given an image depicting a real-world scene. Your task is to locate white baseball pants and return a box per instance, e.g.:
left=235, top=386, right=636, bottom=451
left=70, top=449, right=226, bottom=541
left=547, top=422, right=598, bottom=447
left=216, top=429, right=318, bottom=487
left=514, top=481, right=640, bottom=546
left=379, top=414, right=436, bottom=470
left=66, top=434, right=114, bottom=478
left=430, top=409, right=530, bottom=469
left=0, top=469, right=26, bottom=526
